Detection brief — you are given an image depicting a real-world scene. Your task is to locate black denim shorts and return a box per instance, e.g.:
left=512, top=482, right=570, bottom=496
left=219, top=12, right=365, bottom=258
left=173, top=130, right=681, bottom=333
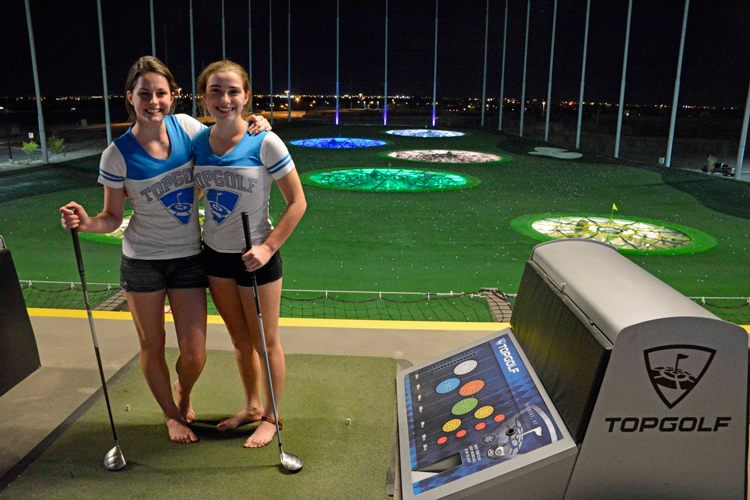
left=119, top=253, right=208, bottom=293
left=203, top=244, right=282, bottom=287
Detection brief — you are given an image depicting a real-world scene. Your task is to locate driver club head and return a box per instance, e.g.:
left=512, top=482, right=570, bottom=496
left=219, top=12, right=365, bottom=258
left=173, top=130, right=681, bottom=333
left=104, top=444, right=126, bottom=471
left=280, top=451, right=303, bottom=472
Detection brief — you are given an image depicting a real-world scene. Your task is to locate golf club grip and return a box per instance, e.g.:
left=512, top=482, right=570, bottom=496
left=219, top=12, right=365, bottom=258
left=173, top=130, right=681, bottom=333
left=241, top=212, right=253, bottom=249
left=71, top=229, right=86, bottom=278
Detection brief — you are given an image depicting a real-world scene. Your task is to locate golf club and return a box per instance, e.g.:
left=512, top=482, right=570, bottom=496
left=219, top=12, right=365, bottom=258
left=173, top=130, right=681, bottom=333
left=241, top=212, right=303, bottom=472
left=70, top=221, right=126, bottom=471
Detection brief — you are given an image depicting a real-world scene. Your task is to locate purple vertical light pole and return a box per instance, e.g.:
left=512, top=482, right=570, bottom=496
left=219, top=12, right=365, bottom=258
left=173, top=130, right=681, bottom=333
left=431, top=0, right=439, bottom=127
left=335, top=0, right=340, bottom=125
left=383, top=0, right=388, bottom=126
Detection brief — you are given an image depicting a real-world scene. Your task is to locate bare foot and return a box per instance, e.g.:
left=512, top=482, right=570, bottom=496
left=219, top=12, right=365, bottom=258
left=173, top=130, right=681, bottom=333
left=174, top=380, right=195, bottom=423
left=217, top=406, right=264, bottom=431
left=244, top=420, right=277, bottom=448
left=166, top=417, right=198, bottom=444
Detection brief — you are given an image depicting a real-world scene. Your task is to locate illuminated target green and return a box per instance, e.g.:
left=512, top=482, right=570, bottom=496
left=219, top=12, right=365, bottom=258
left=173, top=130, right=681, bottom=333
left=301, top=168, right=480, bottom=193
left=510, top=213, right=717, bottom=256
left=451, top=398, right=479, bottom=416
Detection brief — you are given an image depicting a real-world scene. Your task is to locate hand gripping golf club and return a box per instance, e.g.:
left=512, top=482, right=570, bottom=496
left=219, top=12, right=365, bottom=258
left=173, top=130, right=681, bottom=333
left=70, top=223, right=126, bottom=471
left=241, top=212, right=303, bottom=472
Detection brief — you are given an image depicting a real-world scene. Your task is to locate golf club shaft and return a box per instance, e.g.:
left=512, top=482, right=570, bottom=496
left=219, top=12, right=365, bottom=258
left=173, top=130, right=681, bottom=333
left=71, top=228, right=119, bottom=443
left=241, top=213, right=283, bottom=449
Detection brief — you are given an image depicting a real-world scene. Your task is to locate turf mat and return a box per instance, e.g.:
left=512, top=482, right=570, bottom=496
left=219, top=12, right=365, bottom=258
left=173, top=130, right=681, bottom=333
left=1, top=351, right=397, bottom=500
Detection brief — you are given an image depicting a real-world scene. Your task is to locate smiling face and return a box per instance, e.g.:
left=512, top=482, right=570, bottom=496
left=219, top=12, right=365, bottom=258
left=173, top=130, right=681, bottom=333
left=202, top=71, right=250, bottom=123
left=126, top=72, right=174, bottom=125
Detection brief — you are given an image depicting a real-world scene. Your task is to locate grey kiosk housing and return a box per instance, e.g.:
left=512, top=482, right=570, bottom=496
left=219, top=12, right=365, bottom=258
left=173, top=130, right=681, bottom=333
left=397, top=239, right=748, bottom=499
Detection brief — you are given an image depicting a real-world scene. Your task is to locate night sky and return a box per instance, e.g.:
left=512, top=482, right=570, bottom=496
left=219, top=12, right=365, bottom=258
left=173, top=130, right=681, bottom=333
left=3, top=0, right=750, bottom=107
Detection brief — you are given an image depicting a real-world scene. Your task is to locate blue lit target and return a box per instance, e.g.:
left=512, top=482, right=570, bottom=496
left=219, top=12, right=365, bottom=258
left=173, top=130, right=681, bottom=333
left=385, top=129, right=465, bottom=138
left=436, top=378, right=461, bottom=394
left=290, top=137, right=386, bottom=148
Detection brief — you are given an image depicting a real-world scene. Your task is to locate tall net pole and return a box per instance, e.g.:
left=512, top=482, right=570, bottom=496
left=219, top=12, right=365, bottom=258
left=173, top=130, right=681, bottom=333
left=249, top=0, right=253, bottom=114
left=665, top=0, right=691, bottom=168
left=480, top=0, right=489, bottom=127
left=96, top=0, right=112, bottom=146
left=520, top=0, right=530, bottom=137
left=190, top=0, right=197, bottom=118
left=23, top=0, right=48, bottom=162
left=735, top=80, right=750, bottom=180
left=575, top=0, right=591, bottom=150
left=336, top=0, right=340, bottom=125
left=498, top=0, right=508, bottom=131
left=150, top=0, right=156, bottom=56
left=222, top=0, right=226, bottom=60
left=544, top=0, right=558, bottom=142
left=269, top=0, right=274, bottom=126
left=288, top=0, right=291, bottom=122
left=432, top=0, right=439, bottom=127
left=614, top=0, right=633, bottom=159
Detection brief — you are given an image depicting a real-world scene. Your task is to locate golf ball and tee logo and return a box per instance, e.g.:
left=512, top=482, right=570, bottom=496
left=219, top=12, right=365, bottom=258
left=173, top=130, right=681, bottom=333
left=644, top=345, right=715, bottom=410
left=206, top=190, right=241, bottom=225
left=403, top=333, right=562, bottom=495
left=159, top=187, right=195, bottom=225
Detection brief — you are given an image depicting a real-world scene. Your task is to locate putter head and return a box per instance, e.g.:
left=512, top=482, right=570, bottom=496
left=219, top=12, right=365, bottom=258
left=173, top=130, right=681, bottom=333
left=280, top=451, right=303, bottom=472
left=104, top=444, right=126, bottom=471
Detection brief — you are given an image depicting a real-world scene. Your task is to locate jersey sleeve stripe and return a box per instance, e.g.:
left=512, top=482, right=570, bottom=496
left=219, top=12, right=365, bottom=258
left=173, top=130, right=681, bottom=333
left=268, top=154, right=291, bottom=171
left=268, top=155, right=293, bottom=174
left=99, top=169, right=124, bottom=182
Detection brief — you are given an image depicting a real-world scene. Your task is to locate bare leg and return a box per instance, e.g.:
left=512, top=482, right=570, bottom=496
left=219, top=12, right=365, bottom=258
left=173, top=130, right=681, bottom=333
left=209, top=277, right=264, bottom=431
left=167, top=287, right=207, bottom=424
left=238, top=278, right=285, bottom=448
left=127, top=290, right=197, bottom=444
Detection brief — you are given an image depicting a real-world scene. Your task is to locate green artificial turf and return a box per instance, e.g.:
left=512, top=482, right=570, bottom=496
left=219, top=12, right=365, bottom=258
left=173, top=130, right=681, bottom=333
left=3, top=124, right=750, bottom=300
left=1, top=351, right=397, bottom=500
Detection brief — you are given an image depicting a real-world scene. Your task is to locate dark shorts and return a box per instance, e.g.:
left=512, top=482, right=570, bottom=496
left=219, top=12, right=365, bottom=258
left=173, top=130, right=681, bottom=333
left=119, top=253, right=208, bottom=293
left=203, top=244, right=283, bottom=287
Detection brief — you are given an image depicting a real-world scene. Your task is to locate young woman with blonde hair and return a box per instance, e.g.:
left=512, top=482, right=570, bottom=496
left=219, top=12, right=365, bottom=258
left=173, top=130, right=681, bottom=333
left=193, top=60, right=306, bottom=448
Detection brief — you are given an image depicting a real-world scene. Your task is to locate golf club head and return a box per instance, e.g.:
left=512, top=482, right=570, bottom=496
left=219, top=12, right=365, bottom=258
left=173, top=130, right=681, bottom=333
left=104, top=444, right=126, bottom=471
left=280, top=451, right=303, bottom=472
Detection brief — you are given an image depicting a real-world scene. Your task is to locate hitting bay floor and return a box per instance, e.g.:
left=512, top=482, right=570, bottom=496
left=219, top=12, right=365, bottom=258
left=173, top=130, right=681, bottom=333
left=0, top=311, right=502, bottom=498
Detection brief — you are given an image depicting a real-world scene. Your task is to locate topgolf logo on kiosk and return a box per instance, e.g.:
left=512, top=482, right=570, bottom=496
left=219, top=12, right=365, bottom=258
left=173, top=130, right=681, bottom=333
left=603, top=344, right=731, bottom=434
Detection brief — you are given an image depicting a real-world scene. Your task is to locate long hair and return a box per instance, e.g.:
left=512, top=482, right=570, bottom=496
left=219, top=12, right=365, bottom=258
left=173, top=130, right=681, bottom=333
left=197, top=60, right=252, bottom=118
left=124, top=56, right=179, bottom=122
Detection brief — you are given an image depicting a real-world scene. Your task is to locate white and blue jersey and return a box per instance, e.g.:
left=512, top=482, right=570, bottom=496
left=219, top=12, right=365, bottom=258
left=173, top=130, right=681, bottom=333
left=192, top=129, right=295, bottom=253
left=97, top=114, right=205, bottom=259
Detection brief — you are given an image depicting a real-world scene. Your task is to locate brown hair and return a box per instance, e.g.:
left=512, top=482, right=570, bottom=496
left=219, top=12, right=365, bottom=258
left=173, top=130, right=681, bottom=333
left=197, top=60, right=252, bottom=118
left=124, top=56, right=179, bottom=122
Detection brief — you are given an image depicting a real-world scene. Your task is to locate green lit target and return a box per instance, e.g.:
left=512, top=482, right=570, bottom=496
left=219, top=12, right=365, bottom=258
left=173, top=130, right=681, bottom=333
left=301, top=168, right=480, bottom=192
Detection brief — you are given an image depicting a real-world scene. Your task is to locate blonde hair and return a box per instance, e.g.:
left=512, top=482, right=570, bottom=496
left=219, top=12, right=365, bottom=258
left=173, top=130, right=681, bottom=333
left=197, top=60, right=252, bottom=118
left=124, top=56, right=179, bottom=122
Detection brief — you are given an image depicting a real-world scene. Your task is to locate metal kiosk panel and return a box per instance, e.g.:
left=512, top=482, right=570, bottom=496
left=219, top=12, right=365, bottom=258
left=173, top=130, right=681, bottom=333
left=0, top=240, right=41, bottom=396
left=396, top=329, right=577, bottom=500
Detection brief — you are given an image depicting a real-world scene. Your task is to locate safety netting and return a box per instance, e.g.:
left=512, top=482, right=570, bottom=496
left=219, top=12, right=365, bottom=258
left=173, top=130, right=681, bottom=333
left=19, top=281, right=498, bottom=322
